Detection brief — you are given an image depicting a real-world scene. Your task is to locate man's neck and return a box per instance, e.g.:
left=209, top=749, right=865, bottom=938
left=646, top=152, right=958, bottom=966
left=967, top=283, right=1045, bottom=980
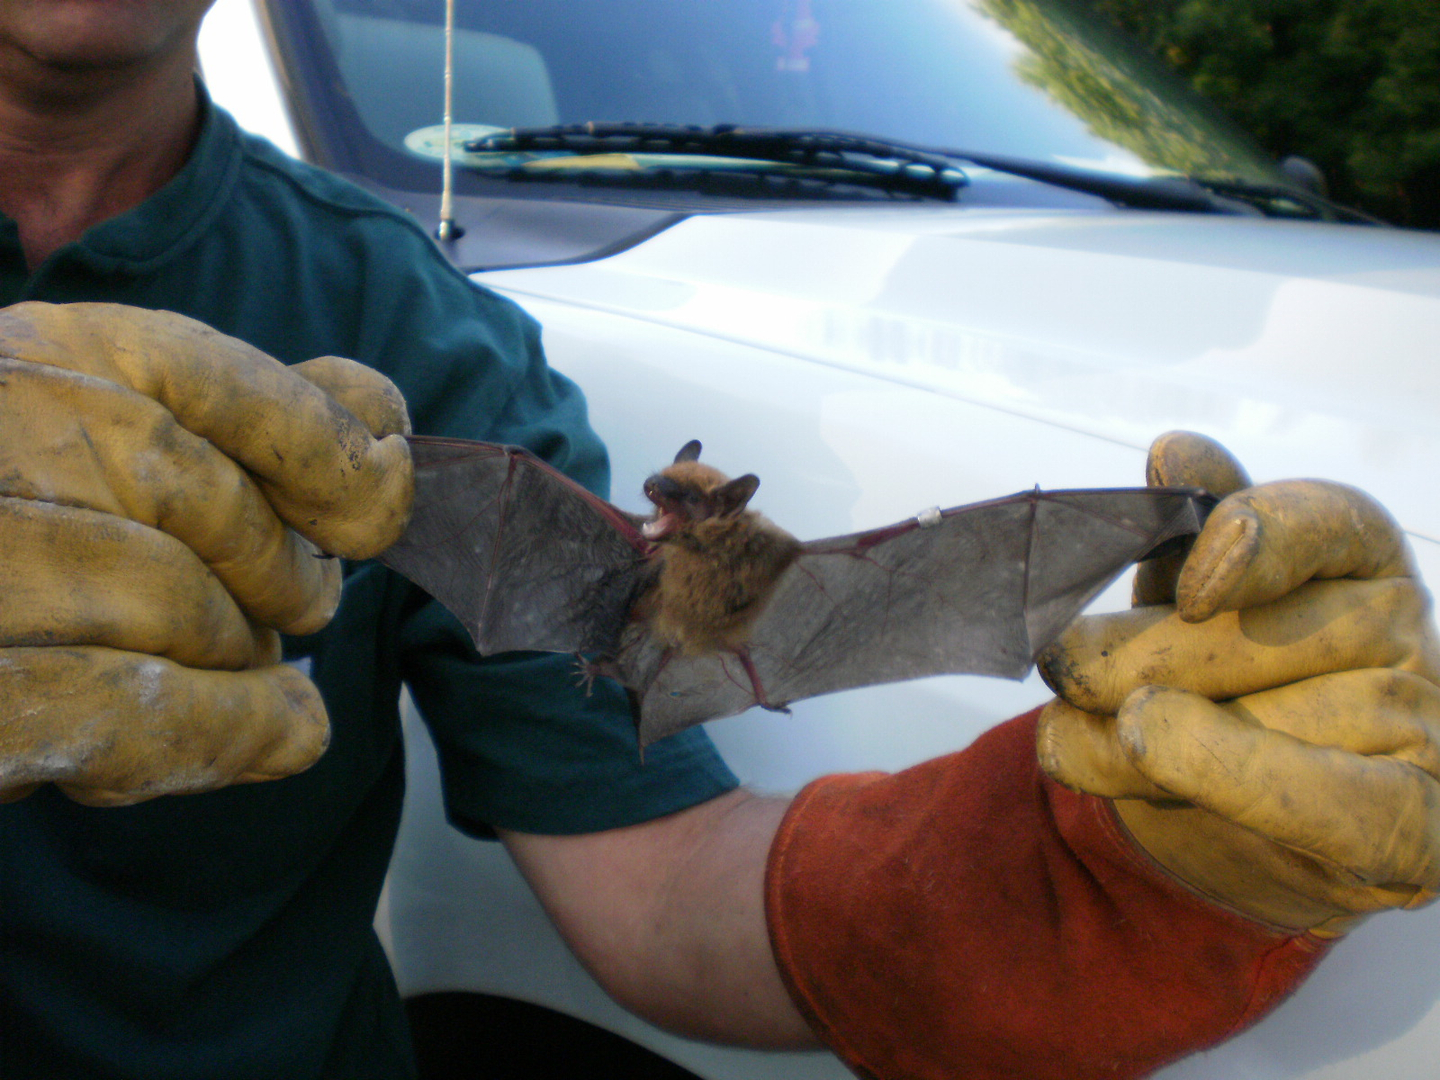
left=0, top=51, right=202, bottom=271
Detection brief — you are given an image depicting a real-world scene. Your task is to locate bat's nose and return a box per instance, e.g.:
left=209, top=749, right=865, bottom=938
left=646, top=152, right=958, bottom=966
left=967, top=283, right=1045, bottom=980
left=645, top=475, right=684, bottom=505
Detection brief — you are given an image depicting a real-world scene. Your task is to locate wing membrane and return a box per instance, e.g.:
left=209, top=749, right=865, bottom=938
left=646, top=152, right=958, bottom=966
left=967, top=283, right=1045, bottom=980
left=379, top=437, right=648, bottom=655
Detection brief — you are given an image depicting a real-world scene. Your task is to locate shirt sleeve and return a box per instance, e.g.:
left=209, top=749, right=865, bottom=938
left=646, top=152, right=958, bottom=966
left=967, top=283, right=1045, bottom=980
left=353, top=219, right=739, bottom=837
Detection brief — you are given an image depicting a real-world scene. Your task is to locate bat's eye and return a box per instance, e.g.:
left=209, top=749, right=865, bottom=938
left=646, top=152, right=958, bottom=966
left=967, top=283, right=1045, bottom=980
left=682, top=493, right=708, bottom=516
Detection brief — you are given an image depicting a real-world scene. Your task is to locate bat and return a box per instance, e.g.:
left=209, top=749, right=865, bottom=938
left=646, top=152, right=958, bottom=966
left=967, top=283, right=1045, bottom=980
left=378, top=436, right=1213, bottom=747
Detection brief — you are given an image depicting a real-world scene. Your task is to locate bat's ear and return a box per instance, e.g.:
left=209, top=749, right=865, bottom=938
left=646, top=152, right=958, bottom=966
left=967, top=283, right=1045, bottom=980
left=715, top=474, right=760, bottom=516
left=674, top=440, right=702, bottom=464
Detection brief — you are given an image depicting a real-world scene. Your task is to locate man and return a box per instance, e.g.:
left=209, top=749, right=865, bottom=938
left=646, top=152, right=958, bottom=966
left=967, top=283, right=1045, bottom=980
left=2, top=3, right=1437, bottom=1078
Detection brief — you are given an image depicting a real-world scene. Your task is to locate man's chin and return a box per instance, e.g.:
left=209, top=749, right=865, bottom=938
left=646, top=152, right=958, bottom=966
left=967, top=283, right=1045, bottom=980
left=0, top=0, right=214, bottom=75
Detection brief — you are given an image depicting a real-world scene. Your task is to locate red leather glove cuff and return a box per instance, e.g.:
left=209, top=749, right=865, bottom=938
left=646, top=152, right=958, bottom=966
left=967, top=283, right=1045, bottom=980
left=764, top=709, right=1330, bottom=1080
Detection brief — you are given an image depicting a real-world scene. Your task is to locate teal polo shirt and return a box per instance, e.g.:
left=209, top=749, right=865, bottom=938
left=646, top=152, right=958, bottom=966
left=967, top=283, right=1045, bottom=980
left=0, top=91, right=738, bottom=1079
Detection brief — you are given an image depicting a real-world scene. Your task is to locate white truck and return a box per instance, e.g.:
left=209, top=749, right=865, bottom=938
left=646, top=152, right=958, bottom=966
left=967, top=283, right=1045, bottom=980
left=200, top=1, right=1440, bottom=1076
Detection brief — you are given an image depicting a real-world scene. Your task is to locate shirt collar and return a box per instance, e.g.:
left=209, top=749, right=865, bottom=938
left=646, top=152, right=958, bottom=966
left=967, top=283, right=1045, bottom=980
left=55, top=80, right=243, bottom=277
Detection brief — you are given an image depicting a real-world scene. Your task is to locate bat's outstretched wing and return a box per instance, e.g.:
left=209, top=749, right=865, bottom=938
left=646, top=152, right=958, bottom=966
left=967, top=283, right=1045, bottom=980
left=377, top=449, right=1209, bottom=747
left=379, top=436, right=651, bottom=655
left=615, top=487, right=1212, bottom=746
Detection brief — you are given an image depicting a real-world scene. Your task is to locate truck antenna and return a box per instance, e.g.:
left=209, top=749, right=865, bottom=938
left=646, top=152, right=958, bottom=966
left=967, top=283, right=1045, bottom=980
left=436, top=0, right=463, bottom=243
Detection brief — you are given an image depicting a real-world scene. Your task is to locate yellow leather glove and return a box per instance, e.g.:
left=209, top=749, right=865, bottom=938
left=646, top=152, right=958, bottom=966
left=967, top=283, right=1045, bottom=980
left=0, top=302, right=415, bottom=805
left=1037, top=432, right=1440, bottom=935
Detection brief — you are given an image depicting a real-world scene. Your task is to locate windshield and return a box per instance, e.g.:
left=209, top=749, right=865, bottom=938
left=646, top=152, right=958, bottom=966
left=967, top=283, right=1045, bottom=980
left=293, top=0, right=1284, bottom=189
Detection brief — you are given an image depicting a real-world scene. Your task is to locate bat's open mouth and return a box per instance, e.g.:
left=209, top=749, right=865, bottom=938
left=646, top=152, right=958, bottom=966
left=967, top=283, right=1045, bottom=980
left=643, top=511, right=682, bottom=540
left=642, top=475, right=686, bottom=540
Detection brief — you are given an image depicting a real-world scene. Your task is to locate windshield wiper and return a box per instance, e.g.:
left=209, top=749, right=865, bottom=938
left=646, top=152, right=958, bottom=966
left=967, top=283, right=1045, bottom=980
left=469, top=123, right=1238, bottom=213
left=466, top=124, right=971, bottom=202
left=474, top=125, right=1377, bottom=222
left=1185, top=177, right=1382, bottom=225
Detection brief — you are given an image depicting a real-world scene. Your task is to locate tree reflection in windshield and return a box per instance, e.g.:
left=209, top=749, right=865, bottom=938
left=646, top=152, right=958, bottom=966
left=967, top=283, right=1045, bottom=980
left=980, top=0, right=1278, bottom=183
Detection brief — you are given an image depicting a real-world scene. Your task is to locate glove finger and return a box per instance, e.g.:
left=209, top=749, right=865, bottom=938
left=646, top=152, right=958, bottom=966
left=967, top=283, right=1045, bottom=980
left=1035, top=698, right=1170, bottom=799
left=1133, top=431, right=1252, bottom=607
left=1118, top=685, right=1440, bottom=894
left=0, top=358, right=339, bottom=634
left=1176, top=479, right=1415, bottom=622
left=0, top=302, right=413, bottom=559
left=1226, top=669, right=1440, bottom=780
left=0, top=496, right=278, bottom=670
left=1039, top=578, right=1438, bottom=715
left=1144, top=431, right=1254, bottom=494
left=1113, top=798, right=1416, bottom=930
left=0, top=646, right=328, bottom=806
left=290, top=355, right=412, bottom=438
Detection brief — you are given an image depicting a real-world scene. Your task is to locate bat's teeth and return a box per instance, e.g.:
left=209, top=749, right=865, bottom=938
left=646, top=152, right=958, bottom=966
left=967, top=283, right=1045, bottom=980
left=642, top=515, right=675, bottom=540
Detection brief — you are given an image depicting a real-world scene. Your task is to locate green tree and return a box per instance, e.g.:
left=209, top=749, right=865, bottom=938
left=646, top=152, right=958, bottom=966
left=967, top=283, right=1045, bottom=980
left=981, top=0, right=1282, bottom=183
left=1079, top=0, right=1440, bottom=228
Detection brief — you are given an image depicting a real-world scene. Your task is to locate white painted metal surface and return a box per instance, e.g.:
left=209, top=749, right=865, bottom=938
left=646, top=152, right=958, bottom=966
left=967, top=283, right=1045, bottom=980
left=197, top=0, right=299, bottom=158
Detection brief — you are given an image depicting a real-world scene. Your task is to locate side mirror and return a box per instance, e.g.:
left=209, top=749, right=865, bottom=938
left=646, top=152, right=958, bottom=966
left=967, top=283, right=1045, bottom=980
left=1280, top=156, right=1329, bottom=198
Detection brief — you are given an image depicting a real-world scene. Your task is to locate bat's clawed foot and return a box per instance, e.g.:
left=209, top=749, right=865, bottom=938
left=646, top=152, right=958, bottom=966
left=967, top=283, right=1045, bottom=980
left=731, top=648, right=790, bottom=715
left=574, top=655, right=618, bottom=696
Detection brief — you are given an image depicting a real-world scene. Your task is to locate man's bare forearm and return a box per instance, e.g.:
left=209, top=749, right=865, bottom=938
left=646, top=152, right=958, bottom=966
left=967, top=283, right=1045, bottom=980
left=500, top=788, right=817, bottom=1047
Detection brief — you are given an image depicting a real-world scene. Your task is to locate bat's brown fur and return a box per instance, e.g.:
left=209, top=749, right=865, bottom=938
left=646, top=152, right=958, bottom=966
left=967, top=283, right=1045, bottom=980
left=642, top=459, right=801, bottom=656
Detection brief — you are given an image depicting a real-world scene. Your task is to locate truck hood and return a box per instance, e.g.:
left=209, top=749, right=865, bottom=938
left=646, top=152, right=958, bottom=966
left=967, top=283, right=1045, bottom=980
left=481, top=206, right=1440, bottom=546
